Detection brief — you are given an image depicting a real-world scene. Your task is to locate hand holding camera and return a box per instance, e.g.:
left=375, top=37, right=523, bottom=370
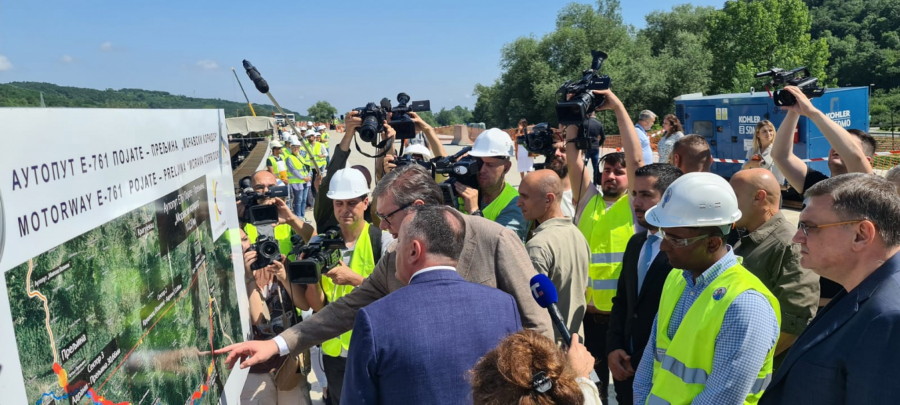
left=779, top=86, right=818, bottom=117
left=324, top=261, right=364, bottom=287
left=453, top=182, right=479, bottom=214
left=408, top=111, right=432, bottom=133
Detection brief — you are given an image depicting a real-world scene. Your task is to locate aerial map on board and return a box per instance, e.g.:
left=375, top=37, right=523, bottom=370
left=4, top=175, right=242, bottom=405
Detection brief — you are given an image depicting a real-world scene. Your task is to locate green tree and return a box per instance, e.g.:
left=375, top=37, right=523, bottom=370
left=307, top=100, right=338, bottom=123
left=705, top=0, right=830, bottom=94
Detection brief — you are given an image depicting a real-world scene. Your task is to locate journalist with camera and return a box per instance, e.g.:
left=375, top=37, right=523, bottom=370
left=301, top=167, right=394, bottom=404
left=239, top=171, right=316, bottom=258
left=518, top=125, right=577, bottom=217
left=452, top=128, right=528, bottom=242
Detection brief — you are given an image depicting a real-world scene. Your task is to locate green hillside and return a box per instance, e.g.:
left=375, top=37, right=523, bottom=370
left=0, top=81, right=309, bottom=119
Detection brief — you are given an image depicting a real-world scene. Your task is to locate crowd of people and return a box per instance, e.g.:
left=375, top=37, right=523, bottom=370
left=218, top=85, right=900, bottom=405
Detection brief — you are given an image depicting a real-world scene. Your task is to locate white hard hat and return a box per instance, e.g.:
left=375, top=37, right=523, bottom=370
left=312, top=131, right=320, bottom=136
left=645, top=172, right=742, bottom=229
left=300, top=126, right=308, bottom=131
left=306, top=131, right=316, bottom=138
left=307, top=121, right=313, bottom=126
left=317, top=125, right=326, bottom=130
left=327, top=168, right=369, bottom=200
left=469, top=128, right=513, bottom=158
left=270, top=140, right=284, bottom=148
left=291, top=138, right=303, bottom=147
left=403, top=144, right=432, bottom=158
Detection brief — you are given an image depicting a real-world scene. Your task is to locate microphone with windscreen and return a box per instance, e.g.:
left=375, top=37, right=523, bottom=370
left=530, top=273, right=572, bottom=346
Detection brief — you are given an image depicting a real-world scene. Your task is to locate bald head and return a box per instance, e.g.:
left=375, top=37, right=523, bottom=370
left=730, top=168, right=782, bottom=230
left=251, top=170, right=277, bottom=189
left=517, top=170, right=564, bottom=222
left=523, top=170, right=563, bottom=202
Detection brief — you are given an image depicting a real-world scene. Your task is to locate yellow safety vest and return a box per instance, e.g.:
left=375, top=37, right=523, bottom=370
left=647, top=263, right=781, bottom=405
left=321, top=132, right=330, bottom=149
left=285, top=154, right=308, bottom=185
left=482, top=182, right=519, bottom=221
left=268, top=155, right=288, bottom=182
left=312, top=142, right=327, bottom=168
left=321, top=223, right=376, bottom=357
left=578, top=193, right=634, bottom=311
left=244, top=223, right=295, bottom=259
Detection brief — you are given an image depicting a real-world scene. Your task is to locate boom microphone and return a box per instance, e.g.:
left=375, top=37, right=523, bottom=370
left=242, top=60, right=269, bottom=94
left=530, top=274, right=572, bottom=346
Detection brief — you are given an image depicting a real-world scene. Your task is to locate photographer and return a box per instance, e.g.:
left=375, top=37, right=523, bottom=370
left=241, top=171, right=317, bottom=256
left=454, top=128, right=528, bottom=242
left=770, top=85, right=876, bottom=308
left=314, top=110, right=393, bottom=233
left=378, top=111, right=448, bottom=180
left=566, top=89, right=644, bottom=403
left=239, top=228, right=313, bottom=405
left=302, top=168, right=394, bottom=404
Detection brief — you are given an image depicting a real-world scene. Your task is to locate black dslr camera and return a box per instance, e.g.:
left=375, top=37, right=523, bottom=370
left=388, top=93, right=431, bottom=140
left=353, top=99, right=392, bottom=144
left=517, top=123, right=556, bottom=157
left=432, top=146, right=481, bottom=209
left=236, top=176, right=290, bottom=225
left=248, top=235, right=281, bottom=271
left=557, top=50, right=611, bottom=127
left=288, top=227, right=344, bottom=284
left=755, top=67, right=825, bottom=106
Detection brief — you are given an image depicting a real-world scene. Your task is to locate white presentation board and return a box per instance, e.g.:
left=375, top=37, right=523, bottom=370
left=0, top=108, right=250, bottom=405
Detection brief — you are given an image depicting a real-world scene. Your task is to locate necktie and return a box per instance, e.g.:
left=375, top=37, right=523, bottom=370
left=637, top=236, right=658, bottom=294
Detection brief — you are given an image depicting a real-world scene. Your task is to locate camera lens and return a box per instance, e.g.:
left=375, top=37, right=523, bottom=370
left=359, top=115, right=379, bottom=143
left=776, top=90, right=796, bottom=106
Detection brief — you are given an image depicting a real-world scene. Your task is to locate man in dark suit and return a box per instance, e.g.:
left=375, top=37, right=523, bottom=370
left=606, top=163, right=682, bottom=405
left=761, top=173, right=900, bottom=404
left=342, top=205, right=522, bottom=404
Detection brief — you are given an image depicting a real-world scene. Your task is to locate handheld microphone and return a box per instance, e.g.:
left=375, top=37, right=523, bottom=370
left=530, top=274, right=572, bottom=346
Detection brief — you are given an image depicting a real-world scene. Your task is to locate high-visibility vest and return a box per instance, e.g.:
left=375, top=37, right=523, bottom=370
left=244, top=223, right=294, bottom=259
left=320, top=222, right=376, bottom=357
left=321, top=131, right=330, bottom=149
left=268, top=155, right=288, bottom=182
left=482, top=182, right=519, bottom=221
left=647, top=263, right=781, bottom=405
left=312, top=142, right=327, bottom=168
left=285, top=154, right=308, bottom=185
left=578, top=193, right=633, bottom=311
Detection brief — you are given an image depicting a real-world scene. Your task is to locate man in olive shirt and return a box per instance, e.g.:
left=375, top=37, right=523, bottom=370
left=730, top=168, right=819, bottom=369
left=517, top=170, right=591, bottom=345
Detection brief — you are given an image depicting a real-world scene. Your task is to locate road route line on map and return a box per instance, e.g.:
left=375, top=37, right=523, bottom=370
left=26, top=258, right=59, bottom=364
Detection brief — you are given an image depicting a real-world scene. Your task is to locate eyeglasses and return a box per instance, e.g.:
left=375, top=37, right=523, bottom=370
left=797, top=220, right=867, bottom=237
left=376, top=203, right=412, bottom=227
left=659, top=229, right=713, bottom=248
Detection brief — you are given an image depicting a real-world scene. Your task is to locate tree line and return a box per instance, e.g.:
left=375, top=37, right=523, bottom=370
left=473, top=0, right=900, bottom=132
left=0, top=82, right=309, bottom=119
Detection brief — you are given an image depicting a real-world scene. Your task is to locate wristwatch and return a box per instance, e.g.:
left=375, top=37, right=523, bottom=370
left=471, top=209, right=484, bottom=217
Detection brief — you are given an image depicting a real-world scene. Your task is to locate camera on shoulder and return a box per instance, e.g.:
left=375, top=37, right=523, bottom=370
left=288, top=227, right=345, bottom=284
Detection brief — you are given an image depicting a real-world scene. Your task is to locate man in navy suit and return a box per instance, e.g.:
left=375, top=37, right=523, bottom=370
left=760, top=173, right=900, bottom=404
left=341, top=205, right=523, bottom=404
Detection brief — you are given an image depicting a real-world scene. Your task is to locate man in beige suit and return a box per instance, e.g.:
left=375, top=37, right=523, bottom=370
left=219, top=164, right=552, bottom=368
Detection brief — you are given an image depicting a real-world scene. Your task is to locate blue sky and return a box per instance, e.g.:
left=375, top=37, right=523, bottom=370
left=0, top=0, right=726, bottom=114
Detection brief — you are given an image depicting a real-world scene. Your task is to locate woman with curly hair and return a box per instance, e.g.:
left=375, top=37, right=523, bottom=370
left=470, top=331, right=601, bottom=405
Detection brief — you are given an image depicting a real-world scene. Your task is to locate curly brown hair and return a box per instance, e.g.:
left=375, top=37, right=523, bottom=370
left=470, top=330, right=584, bottom=405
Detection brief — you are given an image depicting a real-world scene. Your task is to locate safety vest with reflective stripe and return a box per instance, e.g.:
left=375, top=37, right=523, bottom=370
left=244, top=223, right=295, bottom=259
left=285, top=154, right=308, bottom=184
left=321, top=222, right=376, bottom=357
left=312, top=142, right=327, bottom=168
left=646, top=263, right=781, bottom=405
left=577, top=193, right=633, bottom=311
left=268, top=155, right=288, bottom=182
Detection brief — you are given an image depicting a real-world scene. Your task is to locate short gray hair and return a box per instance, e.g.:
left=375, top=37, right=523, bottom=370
left=638, top=110, right=657, bottom=122
left=403, top=205, right=466, bottom=261
left=805, top=173, right=900, bottom=247
left=886, top=165, right=900, bottom=186
left=373, top=164, right=443, bottom=206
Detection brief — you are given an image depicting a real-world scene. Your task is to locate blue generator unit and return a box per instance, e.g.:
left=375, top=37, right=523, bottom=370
left=674, top=86, right=869, bottom=179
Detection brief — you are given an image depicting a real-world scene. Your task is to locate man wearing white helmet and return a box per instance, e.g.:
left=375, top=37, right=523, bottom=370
left=317, top=124, right=330, bottom=162
left=267, top=141, right=289, bottom=183
left=303, top=168, right=394, bottom=404
left=454, top=127, right=528, bottom=242
left=633, top=172, right=780, bottom=404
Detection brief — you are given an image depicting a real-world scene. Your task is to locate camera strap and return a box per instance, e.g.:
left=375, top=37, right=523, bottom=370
left=354, top=134, right=392, bottom=159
